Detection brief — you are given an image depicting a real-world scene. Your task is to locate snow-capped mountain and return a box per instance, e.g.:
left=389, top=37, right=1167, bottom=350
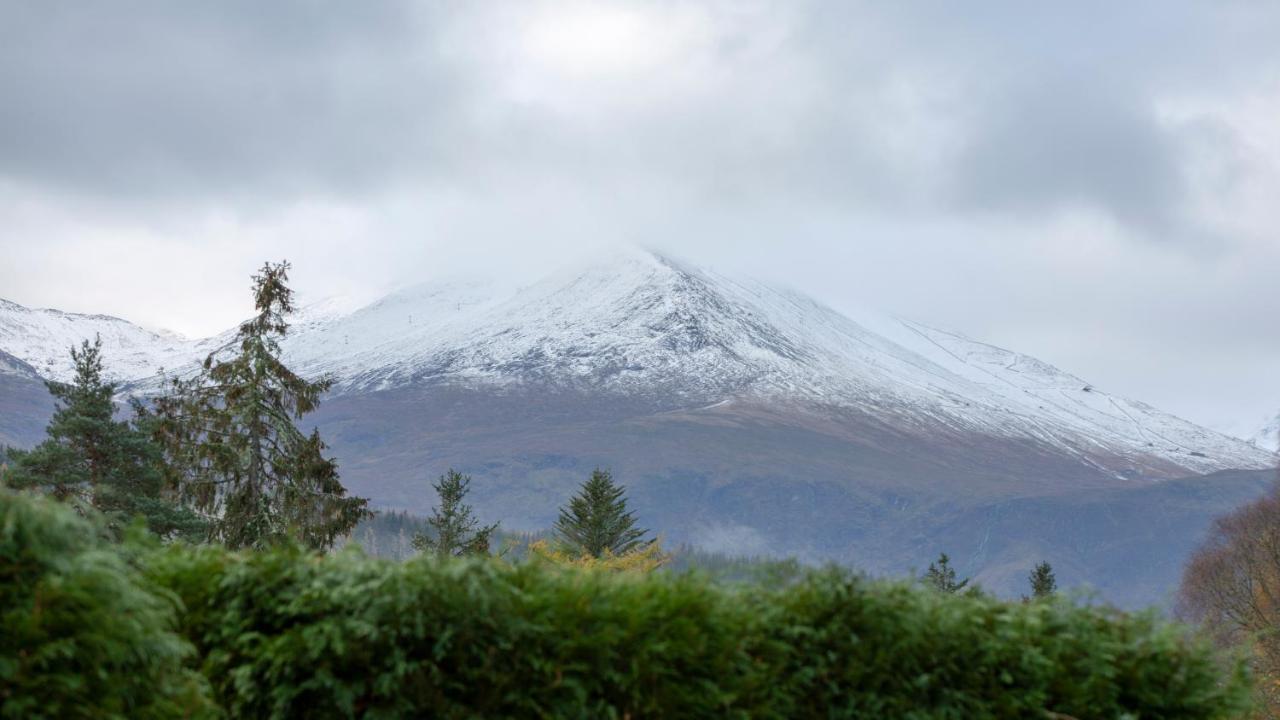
left=0, top=248, right=1272, bottom=478
left=284, top=250, right=1271, bottom=478
left=2, top=247, right=1277, bottom=606
left=0, top=298, right=205, bottom=381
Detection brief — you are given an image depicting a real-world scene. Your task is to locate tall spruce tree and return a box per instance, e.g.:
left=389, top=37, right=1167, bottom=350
left=554, top=468, right=649, bottom=558
left=152, top=261, right=368, bottom=550
left=412, top=469, right=498, bottom=557
left=4, top=338, right=202, bottom=539
left=1028, top=561, right=1057, bottom=599
left=924, top=552, right=970, bottom=594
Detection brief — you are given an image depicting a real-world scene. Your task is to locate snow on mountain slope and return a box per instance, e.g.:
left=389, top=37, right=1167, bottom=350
left=1, top=248, right=1273, bottom=476
left=271, top=248, right=1274, bottom=475
left=0, top=298, right=200, bottom=381
left=1242, top=413, right=1280, bottom=452
left=0, top=294, right=358, bottom=386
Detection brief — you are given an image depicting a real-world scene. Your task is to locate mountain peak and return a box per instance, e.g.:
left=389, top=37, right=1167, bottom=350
left=1, top=253, right=1273, bottom=477
left=546, top=244, right=703, bottom=286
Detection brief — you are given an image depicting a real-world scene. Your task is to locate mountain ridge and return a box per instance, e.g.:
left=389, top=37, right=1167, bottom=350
left=2, top=247, right=1276, bottom=605
left=1, top=247, right=1272, bottom=479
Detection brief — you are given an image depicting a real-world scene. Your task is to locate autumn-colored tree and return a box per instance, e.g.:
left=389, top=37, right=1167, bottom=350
left=1178, top=489, right=1280, bottom=713
left=526, top=538, right=670, bottom=573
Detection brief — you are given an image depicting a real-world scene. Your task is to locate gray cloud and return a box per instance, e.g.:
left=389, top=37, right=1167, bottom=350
left=0, top=1, right=456, bottom=200
left=1, top=0, right=1279, bottom=432
left=951, top=77, right=1183, bottom=230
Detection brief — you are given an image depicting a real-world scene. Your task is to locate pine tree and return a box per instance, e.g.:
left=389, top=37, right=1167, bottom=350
left=1028, top=561, right=1057, bottom=599
left=6, top=338, right=115, bottom=503
left=924, top=552, right=970, bottom=594
left=412, top=469, right=498, bottom=557
left=4, top=338, right=202, bottom=539
left=152, top=261, right=369, bottom=550
left=553, top=468, right=649, bottom=558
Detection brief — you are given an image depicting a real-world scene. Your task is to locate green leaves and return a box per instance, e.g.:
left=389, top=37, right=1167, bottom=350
left=142, top=546, right=1252, bottom=720
left=0, top=488, right=214, bottom=719
left=553, top=468, right=650, bottom=559
left=1029, top=561, right=1057, bottom=599
left=151, top=261, right=368, bottom=550
left=5, top=337, right=202, bottom=540
left=411, top=469, right=497, bottom=558
left=3, top=489, right=1254, bottom=719
left=923, top=552, right=970, bottom=594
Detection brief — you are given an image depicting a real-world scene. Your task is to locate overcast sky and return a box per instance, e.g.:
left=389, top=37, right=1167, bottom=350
left=1, top=1, right=1278, bottom=434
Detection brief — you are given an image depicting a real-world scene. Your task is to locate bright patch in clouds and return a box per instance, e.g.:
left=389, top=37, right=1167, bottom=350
left=518, top=3, right=706, bottom=79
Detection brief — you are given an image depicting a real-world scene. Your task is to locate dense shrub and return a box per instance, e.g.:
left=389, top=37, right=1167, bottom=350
left=760, top=573, right=1252, bottom=718
left=1, top=490, right=1254, bottom=718
left=146, top=545, right=760, bottom=718
left=144, top=543, right=1253, bottom=719
left=0, top=489, right=212, bottom=719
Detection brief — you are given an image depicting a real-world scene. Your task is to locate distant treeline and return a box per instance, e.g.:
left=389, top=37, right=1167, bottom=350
left=341, top=508, right=804, bottom=583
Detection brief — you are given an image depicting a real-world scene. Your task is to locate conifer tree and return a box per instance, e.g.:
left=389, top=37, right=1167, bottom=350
left=924, top=552, right=970, bottom=594
left=554, top=468, right=649, bottom=558
left=412, top=469, right=497, bottom=557
left=1028, top=561, right=1057, bottom=599
left=4, top=338, right=202, bottom=539
left=152, top=261, right=368, bottom=550
left=6, top=338, right=114, bottom=503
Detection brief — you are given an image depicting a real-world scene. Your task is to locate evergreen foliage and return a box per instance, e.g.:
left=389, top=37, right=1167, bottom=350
left=0, top=489, right=1256, bottom=719
left=924, top=552, right=970, bottom=594
left=554, top=468, right=649, bottom=558
left=4, top=338, right=201, bottom=539
left=151, top=261, right=369, bottom=550
left=0, top=487, right=213, bottom=719
left=411, top=469, right=497, bottom=557
left=1028, top=561, right=1057, bottom=599
left=143, top=542, right=1251, bottom=719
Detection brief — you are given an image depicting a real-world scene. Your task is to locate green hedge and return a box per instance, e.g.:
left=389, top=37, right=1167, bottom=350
left=0, top=490, right=212, bottom=719
left=2, top=489, right=1254, bottom=718
left=147, top=545, right=1251, bottom=719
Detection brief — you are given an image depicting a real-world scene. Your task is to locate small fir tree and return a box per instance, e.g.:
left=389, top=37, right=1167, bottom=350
left=924, top=552, right=970, bottom=594
left=5, top=337, right=201, bottom=539
left=6, top=338, right=116, bottom=503
left=152, top=261, right=369, bottom=550
left=412, top=469, right=497, bottom=557
left=554, top=468, right=649, bottom=558
left=1028, top=561, right=1057, bottom=599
